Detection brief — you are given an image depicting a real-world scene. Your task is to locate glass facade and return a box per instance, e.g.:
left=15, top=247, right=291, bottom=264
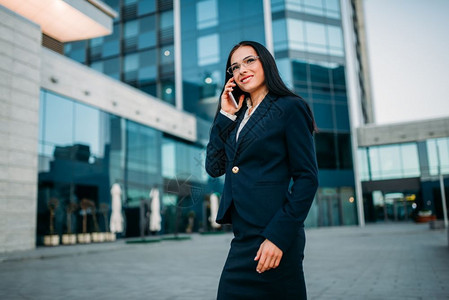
left=180, top=0, right=266, bottom=120
left=427, top=137, right=449, bottom=176
left=357, top=143, right=421, bottom=181
left=60, top=0, right=360, bottom=229
left=357, top=138, right=449, bottom=223
left=64, top=0, right=175, bottom=105
left=37, top=90, right=212, bottom=240
left=271, top=0, right=357, bottom=225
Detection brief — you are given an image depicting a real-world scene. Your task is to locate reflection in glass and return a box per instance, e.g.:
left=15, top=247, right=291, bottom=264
left=427, top=138, right=449, bottom=175
left=44, top=92, right=74, bottom=145
left=197, top=0, right=218, bottom=29
left=367, top=143, right=421, bottom=180
left=197, top=34, right=220, bottom=66
left=315, top=132, right=337, bottom=169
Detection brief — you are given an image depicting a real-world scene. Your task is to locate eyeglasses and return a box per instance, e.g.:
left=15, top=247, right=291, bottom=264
left=227, top=56, right=260, bottom=75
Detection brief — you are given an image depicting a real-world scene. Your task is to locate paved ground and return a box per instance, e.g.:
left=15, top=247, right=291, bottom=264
left=0, top=222, right=448, bottom=300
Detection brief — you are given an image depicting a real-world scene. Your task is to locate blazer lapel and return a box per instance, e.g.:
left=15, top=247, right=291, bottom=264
left=228, top=106, right=247, bottom=152
left=235, top=94, right=276, bottom=154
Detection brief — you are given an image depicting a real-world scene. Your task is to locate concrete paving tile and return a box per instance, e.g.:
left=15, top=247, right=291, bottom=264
left=0, top=223, right=448, bottom=299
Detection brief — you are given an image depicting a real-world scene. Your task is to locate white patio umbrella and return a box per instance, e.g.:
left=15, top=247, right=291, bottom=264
left=149, top=188, right=162, bottom=232
left=110, top=183, right=124, bottom=233
left=209, top=193, right=221, bottom=229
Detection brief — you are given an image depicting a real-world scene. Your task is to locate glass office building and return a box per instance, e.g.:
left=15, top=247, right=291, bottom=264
left=357, top=131, right=449, bottom=223
left=55, top=0, right=361, bottom=238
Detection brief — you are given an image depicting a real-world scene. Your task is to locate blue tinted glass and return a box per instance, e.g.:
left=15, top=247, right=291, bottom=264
left=309, top=63, right=330, bottom=85
left=138, top=0, right=155, bottom=15
left=292, top=60, right=308, bottom=82
left=69, top=49, right=85, bottom=63
left=124, top=53, right=139, bottom=72
left=304, top=0, right=325, bottom=16
left=44, top=92, right=74, bottom=145
left=325, top=0, right=340, bottom=18
left=91, top=61, right=103, bottom=72
left=197, top=0, right=218, bottom=29
left=161, top=81, right=175, bottom=105
left=160, top=11, right=174, bottom=29
left=74, top=102, right=101, bottom=156
left=160, top=45, right=174, bottom=64
left=138, top=31, right=156, bottom=49
left=328, top=25, right=344, bottom=56
left=273, top=19, right=288, bottom=51
left=335, top=104, right=350, bottom=131
left=139, top=66, right=157, bottom=82
left=197, top=34, right=219, bottom=66
left=140, top=49, right=157, bottom=66
left=305, top=22, right=326, bottom=47
left=140, top=15, right=156, bottom=31
left=314, top=102, right=334, bottom=130
left=103, top=57, right=120, bottom=78
left=124, top=20, right=138, bottom=38
left=103, top=40, right=119, bottom=57
left=287, top=19, right=306, bottom=51
left=39, top=90, right=45, bottom=142
left=332, top=65, right=346, bottom=87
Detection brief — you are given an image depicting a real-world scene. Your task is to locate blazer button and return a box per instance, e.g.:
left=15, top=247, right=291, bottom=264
left=232, top=166, right=239, bottom=174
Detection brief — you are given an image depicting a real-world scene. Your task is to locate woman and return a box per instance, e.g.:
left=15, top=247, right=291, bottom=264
left=206, top=41, right=319, bottom=299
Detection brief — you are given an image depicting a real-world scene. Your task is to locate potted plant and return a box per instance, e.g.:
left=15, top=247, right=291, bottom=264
left=62, top=202, right=78, bottom=245
left=77, top=198, right=94, bottom=244
left=91, top=203, right=105, bottom=242
left=44, top=197, right=60, bottom=246
left=99, top=203, right=114, bottom=242
left=185, top=211, right=196, bottom=233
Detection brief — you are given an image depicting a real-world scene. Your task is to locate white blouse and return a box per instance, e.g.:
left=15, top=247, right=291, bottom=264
left=220, top=98, right=262, bottom=142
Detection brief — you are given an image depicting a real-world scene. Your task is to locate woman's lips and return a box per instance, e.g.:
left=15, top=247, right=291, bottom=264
left=240, top=75, right=253, bottom=83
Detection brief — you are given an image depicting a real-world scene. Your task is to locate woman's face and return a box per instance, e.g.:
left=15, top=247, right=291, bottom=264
left=230, top=46, right=266, bottom=96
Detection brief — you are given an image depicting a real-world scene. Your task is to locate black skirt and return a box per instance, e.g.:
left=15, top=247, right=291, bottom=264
left=217, top=204, right=307, bottom=300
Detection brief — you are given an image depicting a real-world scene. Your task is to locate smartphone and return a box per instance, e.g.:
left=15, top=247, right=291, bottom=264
left=228, top=92, right=239, bottom=108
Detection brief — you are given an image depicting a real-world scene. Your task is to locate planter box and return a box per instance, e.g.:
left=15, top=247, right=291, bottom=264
left=62, top=234, right=77, bottom=245
left=43, top=235, right=60, bottom=246
left=77, top=233, right=91, bottom=244
left=415, top=215, right=436, bottom=223
left=106, top=232, right=116, bottom=242
left=91, top=232, right=106, bottom=243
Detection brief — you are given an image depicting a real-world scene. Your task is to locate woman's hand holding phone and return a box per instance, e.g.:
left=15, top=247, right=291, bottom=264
left=221, top=78, right=244, bottom=115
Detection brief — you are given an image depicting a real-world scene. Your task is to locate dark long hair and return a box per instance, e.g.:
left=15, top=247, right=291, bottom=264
left=215, top=41, right=317, bottom=133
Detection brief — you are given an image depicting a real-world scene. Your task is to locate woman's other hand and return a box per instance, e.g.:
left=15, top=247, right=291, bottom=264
left=221, top=77, right=245, bottom=114
left=254, top=239, right=283, bottom=273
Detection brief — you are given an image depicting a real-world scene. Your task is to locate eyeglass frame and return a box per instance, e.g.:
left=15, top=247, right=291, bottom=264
left=227, top=55, right=260, bottom=76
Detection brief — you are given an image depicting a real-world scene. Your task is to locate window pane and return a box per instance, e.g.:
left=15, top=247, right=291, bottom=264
left=335, top=104, right=350, bottom=131
left=160, top=10, right=174, bottom=29
left=401, top=144, right=420, bottom=177
left=124, top=53, right=139, bottom=72
left=287, top=19, right=306, bottom=51
left=74, top=102, right=101, bottom=157
left=44, top=92, right=74, bottom=145
left=273, top=19, right=288, bottom=51
left=328, top=25, right=344, bottom=56
left=338, top=133, right=352, bottom=169
left=138, top=0, right=155, bottom=15
left=198, top=34, right=219, bottom=66
left=313, top=102, right=334, bottom=130
left=315, top=132, right=337, bottom=169
left=306, top=22, right=326, bottom=48
left=124, top=20, right=138, bottom=38
left=197, top=0, right=218, bottom=29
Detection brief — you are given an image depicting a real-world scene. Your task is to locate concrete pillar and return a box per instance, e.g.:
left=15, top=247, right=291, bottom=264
left=0, top=6, right=41, bottom=253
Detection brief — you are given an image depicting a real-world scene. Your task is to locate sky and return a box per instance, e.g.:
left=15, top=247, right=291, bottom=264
left=363, top=0, right=449, bottom=125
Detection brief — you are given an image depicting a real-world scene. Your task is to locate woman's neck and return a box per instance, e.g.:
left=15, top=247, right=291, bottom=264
left=249, top=86, right=269, bottom=107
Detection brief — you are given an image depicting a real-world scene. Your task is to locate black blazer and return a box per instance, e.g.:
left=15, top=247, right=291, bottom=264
left=205, top=93, right=319, bottom=252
